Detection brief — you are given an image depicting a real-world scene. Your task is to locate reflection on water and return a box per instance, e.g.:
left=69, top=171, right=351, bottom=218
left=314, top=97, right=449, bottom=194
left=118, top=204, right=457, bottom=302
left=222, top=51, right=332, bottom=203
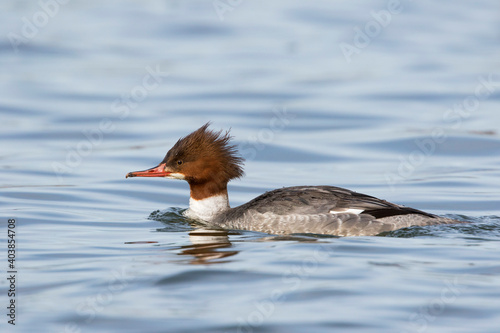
left=174, top=229, right=340, bottom=265
left=179, top=229, right=238, bottom=265
left=149, top=209, right=338, bottom=265
left=150, top=208, right=239, bottom=264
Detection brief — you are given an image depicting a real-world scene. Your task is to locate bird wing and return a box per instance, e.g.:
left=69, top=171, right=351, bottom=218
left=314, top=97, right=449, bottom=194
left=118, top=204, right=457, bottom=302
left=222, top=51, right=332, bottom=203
left=238, top=186, right=435, bottom=218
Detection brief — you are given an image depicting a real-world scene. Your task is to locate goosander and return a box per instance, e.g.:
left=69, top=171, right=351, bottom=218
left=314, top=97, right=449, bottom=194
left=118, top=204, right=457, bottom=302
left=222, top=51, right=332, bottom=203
left=126, top=123, right=462, bottom=236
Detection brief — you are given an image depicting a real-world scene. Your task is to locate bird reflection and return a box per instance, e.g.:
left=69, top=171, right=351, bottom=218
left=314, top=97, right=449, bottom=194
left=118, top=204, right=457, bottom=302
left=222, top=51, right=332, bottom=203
left=130, top=207, right=329, bottom=265
left=177, top=229, right=239, bottom=265
left=176, top=229, right=328, bottom=265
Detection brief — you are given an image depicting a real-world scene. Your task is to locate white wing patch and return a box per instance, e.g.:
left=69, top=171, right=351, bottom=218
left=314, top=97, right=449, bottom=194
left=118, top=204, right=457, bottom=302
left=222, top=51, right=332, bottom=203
left=329, top=208, right=364, bottom=215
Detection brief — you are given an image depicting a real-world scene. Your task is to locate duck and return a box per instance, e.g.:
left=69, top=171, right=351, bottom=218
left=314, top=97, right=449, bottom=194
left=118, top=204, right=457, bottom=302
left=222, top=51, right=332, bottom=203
left=126, top=123, right=463, bottom=236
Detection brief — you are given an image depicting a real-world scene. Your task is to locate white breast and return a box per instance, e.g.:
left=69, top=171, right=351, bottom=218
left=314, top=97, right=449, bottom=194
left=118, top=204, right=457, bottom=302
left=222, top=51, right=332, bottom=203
left=185, top=193, right=230, bottom=222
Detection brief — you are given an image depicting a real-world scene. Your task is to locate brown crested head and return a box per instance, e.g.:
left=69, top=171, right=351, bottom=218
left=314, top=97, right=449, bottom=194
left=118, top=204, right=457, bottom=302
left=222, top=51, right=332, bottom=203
left=160, top=123, right=244, bottom=191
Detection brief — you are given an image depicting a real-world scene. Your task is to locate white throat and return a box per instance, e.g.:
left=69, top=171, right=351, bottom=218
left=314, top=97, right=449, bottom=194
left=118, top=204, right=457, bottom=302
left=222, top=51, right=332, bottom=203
left=185, top=193, right=230, bottom=222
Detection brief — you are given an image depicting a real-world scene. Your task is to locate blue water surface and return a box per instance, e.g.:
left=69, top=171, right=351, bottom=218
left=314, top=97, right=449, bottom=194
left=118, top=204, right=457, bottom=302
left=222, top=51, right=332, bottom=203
left=1, top=1, right=500, bottom=332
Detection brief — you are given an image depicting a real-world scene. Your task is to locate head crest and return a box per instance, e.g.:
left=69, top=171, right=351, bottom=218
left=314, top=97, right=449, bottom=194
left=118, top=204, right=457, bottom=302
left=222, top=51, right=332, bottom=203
left=163, top=122, right=244, bottom=182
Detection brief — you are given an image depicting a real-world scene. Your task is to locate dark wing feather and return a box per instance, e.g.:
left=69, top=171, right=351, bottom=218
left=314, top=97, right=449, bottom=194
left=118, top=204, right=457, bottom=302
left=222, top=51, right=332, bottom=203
left=234, top=185, right=435, bottom=218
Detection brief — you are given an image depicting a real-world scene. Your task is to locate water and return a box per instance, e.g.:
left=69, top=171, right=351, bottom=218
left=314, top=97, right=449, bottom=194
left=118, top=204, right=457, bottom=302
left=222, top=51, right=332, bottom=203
left=1, top=0, right=500, bottom=332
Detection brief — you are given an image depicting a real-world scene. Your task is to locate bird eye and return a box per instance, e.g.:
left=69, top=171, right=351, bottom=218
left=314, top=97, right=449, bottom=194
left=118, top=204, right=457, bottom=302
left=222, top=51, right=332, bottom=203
left=177, top=160, right=183, bottom=165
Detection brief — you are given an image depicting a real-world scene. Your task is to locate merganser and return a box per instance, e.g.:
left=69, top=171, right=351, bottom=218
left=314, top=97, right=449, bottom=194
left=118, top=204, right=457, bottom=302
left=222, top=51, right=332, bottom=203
left=126, top=123, right=463, bottom=236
